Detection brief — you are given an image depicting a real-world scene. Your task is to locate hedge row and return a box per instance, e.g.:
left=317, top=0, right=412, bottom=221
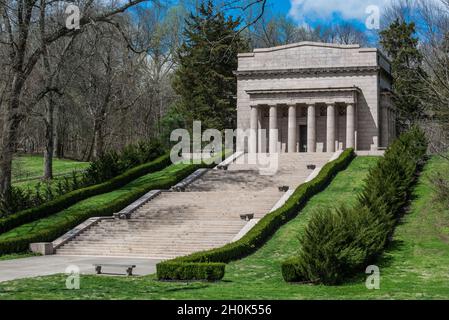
left=156, top=149, right=355, bottom=281
left=282, top=127, right=428, bottom=285
left=0, top=159, right=221, bottom=254
left=157, top=262, right=226, bottom=281
left=0, top=154, right=172, bottom=235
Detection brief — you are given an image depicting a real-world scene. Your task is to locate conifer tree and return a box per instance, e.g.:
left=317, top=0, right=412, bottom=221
left=380, top=20, right=426, bottom=131
left=173, top=1, right=248, bottom=131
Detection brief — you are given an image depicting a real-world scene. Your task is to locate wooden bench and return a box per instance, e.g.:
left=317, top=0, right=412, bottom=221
left=217, top=164, right=229, bottom=170
left=93, top=264, right=136, bottom=276
left=240, top=213, right=254, bottom=221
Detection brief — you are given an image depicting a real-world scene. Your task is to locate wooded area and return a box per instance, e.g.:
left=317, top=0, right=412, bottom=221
left=1, top=0, right=449, bottom=203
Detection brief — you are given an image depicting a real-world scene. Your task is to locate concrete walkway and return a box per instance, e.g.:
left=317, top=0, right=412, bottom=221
left=0, top=255, right=160, bottom=282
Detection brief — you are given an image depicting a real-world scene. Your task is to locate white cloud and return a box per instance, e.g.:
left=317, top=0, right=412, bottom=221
left=288, top=0, right=392, bottom=23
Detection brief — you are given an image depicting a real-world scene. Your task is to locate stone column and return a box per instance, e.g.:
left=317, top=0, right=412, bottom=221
left=326, top=103, right=336, bottom=153
left=346, top=103, right=355, bottom=149
left=381, top=105, right=388, bottom=147
left=257, top=108, right=264, bottom=153
left=307, top=104, right=316, bottom=153
left=249, top=106, right=258, bottom=153
left=269, top=105, right=278, bottom=153
left=288, top=104, right=297, bottom=153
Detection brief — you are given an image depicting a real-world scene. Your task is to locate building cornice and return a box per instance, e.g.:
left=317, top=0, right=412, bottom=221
left=246, top=87, right=360, bottom=106
left=234, top=66, right=381, bottom=78
left=246, top=86, right=362, bottom=95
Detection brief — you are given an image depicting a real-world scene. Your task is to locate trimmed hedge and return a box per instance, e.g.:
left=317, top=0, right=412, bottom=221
left=0, top=154, right=172, bottom=235
left=282, top=127, right=428, bottom=285
left=281, top=257, right=303, bottom=283
left=157, top=262, right=226, bottom=281
left=156, top=149, right=355, bottom=280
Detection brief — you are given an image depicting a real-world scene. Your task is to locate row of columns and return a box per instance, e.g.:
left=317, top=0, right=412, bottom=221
left=249, top=103, right=356, bottom=153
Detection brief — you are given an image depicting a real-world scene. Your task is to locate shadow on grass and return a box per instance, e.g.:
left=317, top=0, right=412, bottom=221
left=377, top=239, right=405, bottom=267
left=340, top=240, right=405, bottom=286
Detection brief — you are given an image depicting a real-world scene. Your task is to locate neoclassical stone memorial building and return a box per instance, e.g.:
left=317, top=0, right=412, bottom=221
left=235, top=42, right=396, bottom=153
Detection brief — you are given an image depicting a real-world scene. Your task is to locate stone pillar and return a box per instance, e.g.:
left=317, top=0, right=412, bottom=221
left=269, top=105, right=278, bottom=153
left=326, top=103, right=335, bottom=153
left=249, top=106, right=258, bottom=153
left=257, top=108, right=264, bottom=153
left=288, top=104, right=297, bottom=153
left=307, top=104, right=316, bottom=153
left=384, top=107, right=391, bottom=147
left=346, top=103, right=355, bottom=149
left=381, top=105, right=388, bottom=147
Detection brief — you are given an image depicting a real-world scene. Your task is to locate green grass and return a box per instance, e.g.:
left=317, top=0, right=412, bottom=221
left=1, top=156, right=449, bottom=299
left=0, top=163, right=191, bottom=242
left=12, top=155, right=89, bottom=191
left=12, top=155, right=89, bottom=182
left=0, top=252, right=41, bottom=261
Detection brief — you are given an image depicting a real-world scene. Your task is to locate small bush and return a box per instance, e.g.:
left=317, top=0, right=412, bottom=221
left=283, top=126, right=428, bottom=285
left=83, top=140, right=165, bottom=185
left=0, top=187, right=34, bottom=218
left=281, top=257, right=304, bottom=283
left=157, top=262, right=225, bottom=281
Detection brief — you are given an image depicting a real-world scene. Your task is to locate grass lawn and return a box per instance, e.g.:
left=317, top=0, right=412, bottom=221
left=0, top=253, right=41, bottom=261
left=12, top=155, right=90, bottom=191
left=12, top=155, right=89, bottom=182
left=0, top=163, right=192, bottom=242
left=1, top=156, right=449, bottom=299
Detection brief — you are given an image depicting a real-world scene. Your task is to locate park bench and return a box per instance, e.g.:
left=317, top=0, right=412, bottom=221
left=217, top=164, right=229, bottom=170
left=93, top=263, right=136, bottom=276
left=278, top=185, right=290, bottom=192
left=240, top=213, right=254, bottom=221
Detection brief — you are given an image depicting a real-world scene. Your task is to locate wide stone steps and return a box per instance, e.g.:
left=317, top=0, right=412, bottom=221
left=63, top=240, right=232, bottom=247
left=55, top=152, right=332, bottom=258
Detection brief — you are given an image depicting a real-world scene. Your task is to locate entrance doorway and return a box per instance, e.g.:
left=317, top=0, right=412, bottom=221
left=299, top=125, right=307, bottom=152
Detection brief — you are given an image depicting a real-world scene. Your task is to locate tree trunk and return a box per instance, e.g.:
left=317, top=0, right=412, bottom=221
left=0, top=60, right=27, bottom=195
left=53, top=104, right=60, bottom=158
left=92, top=119, right=104, bottom=160
left=0, top=119, right=14, bottom=196
left=43, top=94, right=55, bottom=180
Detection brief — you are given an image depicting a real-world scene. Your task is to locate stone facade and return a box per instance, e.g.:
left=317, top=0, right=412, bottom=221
left=235, top=42, right=395, bottom=152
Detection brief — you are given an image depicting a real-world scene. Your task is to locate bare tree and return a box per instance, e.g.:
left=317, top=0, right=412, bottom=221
left=0, top=0, right=268, bottom=196
left=415, top=0, right=449, bottom=156
left=0, top=0, right=154, bottom=195
left=321, top=23, right=369, bottom=46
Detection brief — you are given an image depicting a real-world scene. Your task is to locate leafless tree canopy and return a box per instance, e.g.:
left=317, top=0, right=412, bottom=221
left=0, top=0, right=268, bottom=196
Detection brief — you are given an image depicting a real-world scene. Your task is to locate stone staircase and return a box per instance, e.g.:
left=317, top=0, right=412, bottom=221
left=55, top=153, right=332, bottom=259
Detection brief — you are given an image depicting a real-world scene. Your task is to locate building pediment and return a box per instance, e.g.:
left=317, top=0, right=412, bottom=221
left=237, top=41, right=390, bottom=75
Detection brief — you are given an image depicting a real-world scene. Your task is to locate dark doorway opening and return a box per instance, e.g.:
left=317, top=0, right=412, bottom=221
left=299, top=125, right=307, bottom=152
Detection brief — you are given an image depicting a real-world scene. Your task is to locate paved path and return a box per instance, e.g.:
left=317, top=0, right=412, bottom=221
left=0, top=255, right=160, bottom=282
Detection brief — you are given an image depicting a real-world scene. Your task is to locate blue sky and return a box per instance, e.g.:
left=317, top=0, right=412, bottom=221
left=265, top=0, right=391, bottom=31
